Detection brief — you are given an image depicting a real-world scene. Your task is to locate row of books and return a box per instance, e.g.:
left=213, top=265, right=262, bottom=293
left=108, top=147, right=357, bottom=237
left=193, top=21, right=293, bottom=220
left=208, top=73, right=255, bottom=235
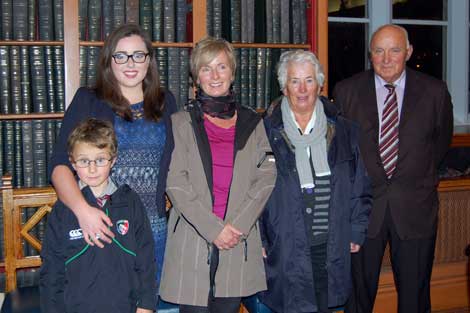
left=1, top=119, right=62, bottom=188
left=1, top=0, right=63, bottom=41
left=207, top=0, right=307, bottom=44
left=0, top=45, right=65, bottom=114
left=79, top=0, right=189, bottom=42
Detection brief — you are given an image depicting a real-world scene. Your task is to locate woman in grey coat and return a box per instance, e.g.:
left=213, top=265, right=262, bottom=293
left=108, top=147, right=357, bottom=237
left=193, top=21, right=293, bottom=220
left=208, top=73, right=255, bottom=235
left=160, top=37, right=277, bottom=313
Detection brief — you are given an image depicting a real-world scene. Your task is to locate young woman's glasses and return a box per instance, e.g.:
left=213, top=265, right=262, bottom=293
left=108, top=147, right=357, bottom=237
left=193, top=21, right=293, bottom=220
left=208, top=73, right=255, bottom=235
left=112, top=52, right=149, bottom=64
left=73, top=158, right=113, bottom=168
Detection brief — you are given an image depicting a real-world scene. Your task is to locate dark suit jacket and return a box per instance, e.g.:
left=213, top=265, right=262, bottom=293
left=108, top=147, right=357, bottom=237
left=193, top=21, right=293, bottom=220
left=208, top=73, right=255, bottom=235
left=333, top=68, right=453, bottom=240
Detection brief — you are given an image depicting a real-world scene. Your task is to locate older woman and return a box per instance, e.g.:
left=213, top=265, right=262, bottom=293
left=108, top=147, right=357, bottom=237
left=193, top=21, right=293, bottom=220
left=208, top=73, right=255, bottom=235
left=159, top=37, right=276, bottom=313
left=259, top=50, right=371, bottom=313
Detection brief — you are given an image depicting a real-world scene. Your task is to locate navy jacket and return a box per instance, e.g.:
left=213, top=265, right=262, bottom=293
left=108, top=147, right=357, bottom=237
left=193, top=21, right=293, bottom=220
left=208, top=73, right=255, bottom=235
left=40, top=184, right=157, bottom=313
left=259, top=98, right=372, bottom=313
left=49, top=87, right=177, bottom=216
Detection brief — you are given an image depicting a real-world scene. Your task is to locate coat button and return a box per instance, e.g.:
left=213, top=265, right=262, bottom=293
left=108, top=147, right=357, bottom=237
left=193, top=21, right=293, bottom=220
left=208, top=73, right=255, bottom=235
left=306, top=207, right=312, bottom=214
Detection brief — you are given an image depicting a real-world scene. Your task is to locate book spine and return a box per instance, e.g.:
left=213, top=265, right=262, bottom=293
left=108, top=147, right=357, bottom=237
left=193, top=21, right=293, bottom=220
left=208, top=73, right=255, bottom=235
left=206, top=0, right=213, bottom=37
left=167, top=47, right=180, bottom=108
left=45, top=120, right=56, bottom=180
left=30, top=46, right=47, bottom=113
left=212, top=0, right=222, bottom=39
left=12, top=0, right=28, bottom=41
left=79, top=45, right=87, bottom=87
left=86, top=46, right=101, bottom=88
left=246, top=0, right=254, bottom=42
left=272, top=0, right=280, bottom=43
left=14, top=121, right=23, bottom=187
left=139, top=0, right=153, bottom=38
left=53, top=46, right=65, bottom=112
left=163, top=0, right=175, bottom=42
left=292, top=0, right=301, bottom=44
left=280, top=0, right=290, bottom=43
left=265, top=0, right=273, bottom=43
left=230, top=0, right=241, bottom=43
left=53, top=0, right=64, bottom=40
left=27, top=0, right=36, bottom=40
left=0, top=46, right=11, bottom=114
left=3, top=121, right=15, bottom=178
left=22, top=120, right=34, bottom=188
left=38, top=0, right=54, bottom=40
left=179, top=48, right=189, bottom=111
left=125, top=0, right=139, bottom=24
left=20, top=46, right=32, bottom=113
left=239, top=48, right=249, bottom=107
left=32, top=120, right=47, bottom=187
left=102, top=0, right=114, bottom=39
left=233, top=49, right=241, bottom=104
left=240, top=0, right=247, bottom=43
left=152, top=0, right=163, bottom=41
left=156, top=47, right=168, bottom=88
left=300, top=0, right=307, bottom=44
left=264, top=48, right=272, bottom=107
left=10, top=46, right=22, bottom=114
left=78, top=0, right=88, bottom=40
left=88, top=0, right=102, bottom=41
left=113, top=0, right=126, bottom=30
left=255, top=48, right=266, bottom=109
left=1, top=0, right=12, bottom=40
left=44, top=46, right=56, bottom=113
left=248, top=48, right=257, bottom=109
left=176, top=0, right=187, bottom=42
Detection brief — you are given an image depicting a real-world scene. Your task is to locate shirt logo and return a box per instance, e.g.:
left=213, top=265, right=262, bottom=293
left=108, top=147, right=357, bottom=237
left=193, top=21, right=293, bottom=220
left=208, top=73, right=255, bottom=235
left=69, top=228, right=84, bottom=240
left=116, top=220, right=129, bottom=235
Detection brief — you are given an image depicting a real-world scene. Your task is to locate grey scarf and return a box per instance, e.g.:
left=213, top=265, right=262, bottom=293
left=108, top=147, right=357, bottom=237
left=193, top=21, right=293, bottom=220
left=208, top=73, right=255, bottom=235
left=281, top=96, right=331, bottom=187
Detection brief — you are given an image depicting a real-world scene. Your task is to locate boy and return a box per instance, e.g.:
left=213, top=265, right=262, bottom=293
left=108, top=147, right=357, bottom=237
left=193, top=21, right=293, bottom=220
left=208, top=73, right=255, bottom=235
left=40, top=118, right=157, bottom=313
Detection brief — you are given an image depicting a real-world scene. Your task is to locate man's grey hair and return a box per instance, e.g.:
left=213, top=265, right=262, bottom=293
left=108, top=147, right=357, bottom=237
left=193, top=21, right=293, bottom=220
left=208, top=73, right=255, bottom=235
left=277, top=50, right=325, bottom=90
left=369, top=24, right=411, bottom=51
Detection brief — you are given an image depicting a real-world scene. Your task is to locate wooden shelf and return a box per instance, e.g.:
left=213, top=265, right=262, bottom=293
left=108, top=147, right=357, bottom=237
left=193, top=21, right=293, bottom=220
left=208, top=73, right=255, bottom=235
left=438, top=176, right=470, bottom=192
left=0, top=41, right=64, bottom=46
left=0, top=113, right=64, bottom=121
left=232, top=43, right=311, bottom=49
left=80, top=41, right=194, bottom=48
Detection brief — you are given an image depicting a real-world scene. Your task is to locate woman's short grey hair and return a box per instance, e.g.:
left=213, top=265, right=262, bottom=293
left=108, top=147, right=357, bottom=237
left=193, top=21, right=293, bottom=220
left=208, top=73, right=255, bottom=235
left=277, top=50, right=325, bottom=90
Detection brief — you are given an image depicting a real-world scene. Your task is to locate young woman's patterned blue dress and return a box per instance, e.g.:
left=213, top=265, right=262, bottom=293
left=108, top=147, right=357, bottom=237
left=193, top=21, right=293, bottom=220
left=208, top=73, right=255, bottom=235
left=110, top=101, right=167, bottom=289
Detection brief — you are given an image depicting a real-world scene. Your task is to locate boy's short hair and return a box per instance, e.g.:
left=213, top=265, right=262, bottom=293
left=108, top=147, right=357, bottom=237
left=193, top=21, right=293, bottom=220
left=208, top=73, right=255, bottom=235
left=67, top=118, right=117, bottom=158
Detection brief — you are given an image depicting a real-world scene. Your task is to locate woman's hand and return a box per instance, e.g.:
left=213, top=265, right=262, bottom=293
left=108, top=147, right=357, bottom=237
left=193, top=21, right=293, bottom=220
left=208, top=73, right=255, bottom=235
left=350, top=242, right=361, bottom=253
left=213, top=224, right=242, bottom=250
left=77, top=204, right=114, bottom=248
left=136, top=308, right=153, bottom=313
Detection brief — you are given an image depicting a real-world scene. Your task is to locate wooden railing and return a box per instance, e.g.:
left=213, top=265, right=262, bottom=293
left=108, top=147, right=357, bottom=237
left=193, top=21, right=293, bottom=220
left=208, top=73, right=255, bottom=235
left=1, top=175, right=56, bottom=292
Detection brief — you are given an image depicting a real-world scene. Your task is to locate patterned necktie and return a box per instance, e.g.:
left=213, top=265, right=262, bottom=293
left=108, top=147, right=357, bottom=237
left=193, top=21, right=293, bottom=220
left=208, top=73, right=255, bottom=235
left=379, top=84, right=399, bottom=179
left=96, top=194, right=111, bottom=208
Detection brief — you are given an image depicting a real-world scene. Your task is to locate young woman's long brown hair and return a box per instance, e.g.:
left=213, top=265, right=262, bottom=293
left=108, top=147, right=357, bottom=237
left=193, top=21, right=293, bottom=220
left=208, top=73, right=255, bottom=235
left=95, top=24, right=165, bottom=121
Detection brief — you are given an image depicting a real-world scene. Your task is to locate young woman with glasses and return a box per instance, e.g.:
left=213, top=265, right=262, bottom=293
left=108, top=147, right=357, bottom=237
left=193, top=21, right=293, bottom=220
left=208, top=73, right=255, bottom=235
left=49, top=24, right=177, bottom=308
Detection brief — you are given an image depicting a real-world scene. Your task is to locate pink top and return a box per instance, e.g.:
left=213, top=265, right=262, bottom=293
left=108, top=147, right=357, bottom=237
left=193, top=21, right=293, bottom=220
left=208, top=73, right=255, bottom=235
left=204, top=117, right=236, bottom=219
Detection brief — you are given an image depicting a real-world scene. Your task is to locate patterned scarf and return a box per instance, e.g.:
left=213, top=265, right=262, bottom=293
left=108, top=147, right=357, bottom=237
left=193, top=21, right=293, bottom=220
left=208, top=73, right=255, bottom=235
left=196, top=88, right=237, bottom=119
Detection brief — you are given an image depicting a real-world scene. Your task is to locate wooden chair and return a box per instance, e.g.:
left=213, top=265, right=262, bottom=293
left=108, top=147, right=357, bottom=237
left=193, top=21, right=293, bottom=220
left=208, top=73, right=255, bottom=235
left=1, top=175, right=56, bottom=292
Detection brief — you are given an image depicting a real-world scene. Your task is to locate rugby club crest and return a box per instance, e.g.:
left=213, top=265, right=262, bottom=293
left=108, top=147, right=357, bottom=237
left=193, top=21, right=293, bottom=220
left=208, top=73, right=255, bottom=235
left=116, top=220, right=129, bottom=235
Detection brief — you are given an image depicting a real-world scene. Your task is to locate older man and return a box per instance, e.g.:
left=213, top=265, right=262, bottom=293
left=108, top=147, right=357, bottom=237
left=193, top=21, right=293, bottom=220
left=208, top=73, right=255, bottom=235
left=333, top=24, right=453, bottom=313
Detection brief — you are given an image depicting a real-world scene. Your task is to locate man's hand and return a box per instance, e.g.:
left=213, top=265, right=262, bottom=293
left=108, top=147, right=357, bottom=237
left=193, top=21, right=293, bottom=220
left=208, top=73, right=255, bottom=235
left=136, top=308, right=153, bottom=313
left=213, top=224, right=242, bottom=250
left=77, top=204, right=114, bottom=248
left=350, top=242, right=361, bottom=253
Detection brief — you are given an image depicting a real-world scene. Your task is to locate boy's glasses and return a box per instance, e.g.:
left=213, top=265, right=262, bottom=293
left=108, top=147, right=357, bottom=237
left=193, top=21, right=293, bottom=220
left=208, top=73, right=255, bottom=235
left=73, top=157, right=113, bottom=168
left=112, top=52, right=149, bottom=64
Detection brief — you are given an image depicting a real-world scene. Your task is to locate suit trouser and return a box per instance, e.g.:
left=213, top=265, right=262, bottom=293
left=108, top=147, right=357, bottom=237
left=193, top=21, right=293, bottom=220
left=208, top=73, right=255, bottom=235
left=180, top=246, right=241, bottom=313
left=345, top=206, right=436, bottom=313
